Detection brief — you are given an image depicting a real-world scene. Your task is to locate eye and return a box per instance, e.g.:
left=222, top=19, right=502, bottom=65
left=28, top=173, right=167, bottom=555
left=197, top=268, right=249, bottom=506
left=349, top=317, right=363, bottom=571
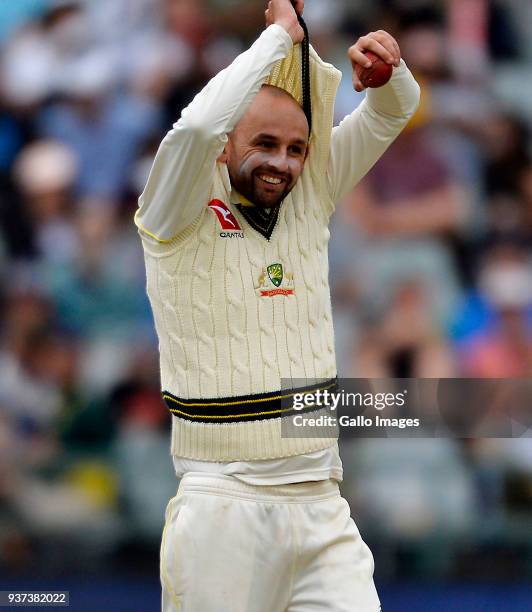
left=289, top=145, right=304, bottom=156
left=257, top=141, right=274, bottom=149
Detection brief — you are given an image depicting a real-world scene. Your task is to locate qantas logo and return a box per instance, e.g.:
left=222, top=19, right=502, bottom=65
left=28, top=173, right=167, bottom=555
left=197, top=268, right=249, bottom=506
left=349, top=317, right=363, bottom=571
left=209, top=203, right=238, bottom=228
left=208, top=200, right=242, bottom=233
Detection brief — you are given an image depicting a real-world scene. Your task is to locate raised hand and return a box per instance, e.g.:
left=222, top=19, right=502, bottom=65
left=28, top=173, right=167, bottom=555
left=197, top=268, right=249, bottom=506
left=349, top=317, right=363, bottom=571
left=348, top=31, right=401, bottom=92
left=265, top=0, right=305, bottom=44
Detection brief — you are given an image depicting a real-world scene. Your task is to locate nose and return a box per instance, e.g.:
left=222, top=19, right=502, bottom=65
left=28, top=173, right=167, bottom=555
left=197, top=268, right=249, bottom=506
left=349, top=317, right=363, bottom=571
left=267, top=149, right=289, bottom=173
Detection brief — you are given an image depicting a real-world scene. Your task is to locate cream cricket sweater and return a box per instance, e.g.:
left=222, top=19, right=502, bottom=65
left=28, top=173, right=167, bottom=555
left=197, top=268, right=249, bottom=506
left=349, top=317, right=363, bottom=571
left=136, top=25, right=420, bottom=461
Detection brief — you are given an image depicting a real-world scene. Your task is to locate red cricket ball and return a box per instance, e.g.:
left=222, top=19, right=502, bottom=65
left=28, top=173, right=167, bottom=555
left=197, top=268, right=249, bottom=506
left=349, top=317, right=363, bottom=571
left=355, top=51, right=393, bottom=88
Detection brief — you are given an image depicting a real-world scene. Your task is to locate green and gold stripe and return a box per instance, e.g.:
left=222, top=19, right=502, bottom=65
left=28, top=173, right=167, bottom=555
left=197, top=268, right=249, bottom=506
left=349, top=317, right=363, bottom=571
left=163, top=378, right=338, bottom=422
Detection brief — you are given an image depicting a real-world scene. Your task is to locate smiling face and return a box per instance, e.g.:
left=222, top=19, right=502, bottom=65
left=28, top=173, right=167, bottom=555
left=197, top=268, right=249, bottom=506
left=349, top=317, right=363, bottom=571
left=220, top=85, right=309, bottom=208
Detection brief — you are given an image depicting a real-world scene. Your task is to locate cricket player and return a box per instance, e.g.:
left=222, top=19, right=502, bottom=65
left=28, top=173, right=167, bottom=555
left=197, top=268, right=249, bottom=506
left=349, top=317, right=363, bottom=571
left=135, top=0, right=419, bottom=610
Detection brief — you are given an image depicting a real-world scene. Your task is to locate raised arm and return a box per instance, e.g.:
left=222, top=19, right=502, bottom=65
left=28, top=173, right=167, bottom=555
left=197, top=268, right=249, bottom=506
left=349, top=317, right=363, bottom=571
left=135, top=0, right=306, bottom=243
left=326, top=30, right=420, bottom=206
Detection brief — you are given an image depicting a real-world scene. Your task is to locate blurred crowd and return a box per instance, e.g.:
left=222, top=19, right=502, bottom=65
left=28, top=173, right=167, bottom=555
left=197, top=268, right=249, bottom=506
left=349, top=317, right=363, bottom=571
left=0, top=0, right=531, bottom=581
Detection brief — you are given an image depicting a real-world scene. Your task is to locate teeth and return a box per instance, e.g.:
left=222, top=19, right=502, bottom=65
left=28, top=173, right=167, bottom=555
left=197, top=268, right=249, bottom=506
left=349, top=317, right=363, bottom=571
left=259, top=175, right=282, bottom=184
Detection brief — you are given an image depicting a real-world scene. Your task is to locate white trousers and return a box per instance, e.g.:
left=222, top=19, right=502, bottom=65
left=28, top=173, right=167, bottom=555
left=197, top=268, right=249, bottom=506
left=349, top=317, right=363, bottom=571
left=161, top=473, right=380, bottom=611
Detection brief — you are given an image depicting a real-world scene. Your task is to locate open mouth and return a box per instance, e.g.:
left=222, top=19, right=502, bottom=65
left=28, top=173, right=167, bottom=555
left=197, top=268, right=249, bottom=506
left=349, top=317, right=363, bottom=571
left=257, top=173, right=284, bottom=186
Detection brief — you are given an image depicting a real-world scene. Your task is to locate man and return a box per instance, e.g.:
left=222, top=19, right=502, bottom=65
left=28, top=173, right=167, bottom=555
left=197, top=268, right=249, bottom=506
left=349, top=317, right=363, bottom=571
left=136, top=1, right=419, bottom=610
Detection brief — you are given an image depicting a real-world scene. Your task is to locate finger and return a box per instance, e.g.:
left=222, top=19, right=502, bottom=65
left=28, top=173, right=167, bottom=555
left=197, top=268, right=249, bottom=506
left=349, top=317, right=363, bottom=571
left=291, top=0, right=304, bottom=16
left=373, top=31, right=401, bottom=66
left=391, top=42, right=401, bottom=66
left=265, top=2, right=274, bottom=26
left=374, top=31, right=401, bottom=66
left=357, top=35, right=395, bottom=65
left=387, top=35, right=401, bottom=64
left=352, top=74, right=366, bottom=93
left=348, top=46, right=372, bottom=69
left=395, top=42, right=402, bottom=65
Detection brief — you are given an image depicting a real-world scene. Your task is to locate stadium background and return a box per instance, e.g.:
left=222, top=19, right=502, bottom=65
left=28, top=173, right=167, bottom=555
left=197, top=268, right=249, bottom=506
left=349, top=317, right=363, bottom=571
left=0, top=0, right=531, bottom=610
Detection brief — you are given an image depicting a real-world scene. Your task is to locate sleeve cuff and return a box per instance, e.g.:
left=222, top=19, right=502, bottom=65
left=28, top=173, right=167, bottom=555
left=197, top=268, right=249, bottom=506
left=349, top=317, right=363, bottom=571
left=266, top=23, right=294, bottom=54
left=366, top=59, right=420, bottom=118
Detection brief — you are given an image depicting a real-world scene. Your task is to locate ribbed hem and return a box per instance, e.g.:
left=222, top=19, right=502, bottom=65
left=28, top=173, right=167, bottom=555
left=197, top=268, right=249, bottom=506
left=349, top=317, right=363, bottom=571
left=170, top=410, right=337, bottom=461
left=163, top=378, right=338, bottom=422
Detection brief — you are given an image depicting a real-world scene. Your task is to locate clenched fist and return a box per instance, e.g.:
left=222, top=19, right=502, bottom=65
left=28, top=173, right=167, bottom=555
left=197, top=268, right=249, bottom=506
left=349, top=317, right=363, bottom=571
left=265, top=0, right=305, bottom=44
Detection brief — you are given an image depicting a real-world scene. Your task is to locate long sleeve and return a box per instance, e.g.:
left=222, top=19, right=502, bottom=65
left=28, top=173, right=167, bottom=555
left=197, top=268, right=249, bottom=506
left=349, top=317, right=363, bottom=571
left=135, top=24, right=293, bottom=242
left=325, top=59, right=420, bottom=205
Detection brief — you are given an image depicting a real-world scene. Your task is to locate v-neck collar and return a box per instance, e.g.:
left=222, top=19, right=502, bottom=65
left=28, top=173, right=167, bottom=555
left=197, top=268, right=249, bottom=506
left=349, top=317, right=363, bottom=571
left=230, top=188, right=281, bottom=241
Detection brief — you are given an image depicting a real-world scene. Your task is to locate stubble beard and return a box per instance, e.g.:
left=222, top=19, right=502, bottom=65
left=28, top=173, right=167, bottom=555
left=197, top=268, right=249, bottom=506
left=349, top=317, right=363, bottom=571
left=230, top=167, right=293, bottom=209
left=251, top=175, right=292, bottom=208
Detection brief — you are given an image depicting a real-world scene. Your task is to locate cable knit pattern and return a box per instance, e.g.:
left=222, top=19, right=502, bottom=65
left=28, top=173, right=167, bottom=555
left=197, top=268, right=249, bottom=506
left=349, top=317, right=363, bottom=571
left=137, top=29, right=420, bottom=461
left=192, top=214, right=218, bottom=396
left=141, top=155, right=340, bottom=461
left=138, top=46, right=342, bottom=461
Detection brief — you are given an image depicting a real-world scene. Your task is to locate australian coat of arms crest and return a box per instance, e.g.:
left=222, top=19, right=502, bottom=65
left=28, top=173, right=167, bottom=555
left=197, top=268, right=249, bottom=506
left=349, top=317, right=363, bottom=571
left=256, top=263, right=295, bottom=297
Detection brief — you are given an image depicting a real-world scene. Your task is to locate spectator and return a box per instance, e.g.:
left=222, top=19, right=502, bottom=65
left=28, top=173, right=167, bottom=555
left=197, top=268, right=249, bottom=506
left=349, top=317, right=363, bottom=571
left=458, top=239, right=532, bottom=377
